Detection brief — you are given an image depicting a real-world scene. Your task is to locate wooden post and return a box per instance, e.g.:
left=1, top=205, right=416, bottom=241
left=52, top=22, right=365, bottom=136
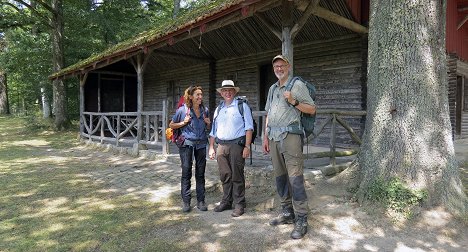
left=136, top=54, right=144, bottom=147
left=79, top=73, right=87, bottom=141
left=281, top=0, right=294, bottom=74
left=97, top=73, right=101, bottom=113
left=116, top=115, right=121, bottom=146
left=330, top=114, right=337, bottom=166
left=89, top=114, right=93, bottom=141
left=162, top=99, right=169, bottom=155
left=100, top=116, right=104, bottom=144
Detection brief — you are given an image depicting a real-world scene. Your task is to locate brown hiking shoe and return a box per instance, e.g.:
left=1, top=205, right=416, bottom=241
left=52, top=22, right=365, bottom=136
left=213, top=202, right=232, bottom=212
left=231, top=207, right=244, bottom=217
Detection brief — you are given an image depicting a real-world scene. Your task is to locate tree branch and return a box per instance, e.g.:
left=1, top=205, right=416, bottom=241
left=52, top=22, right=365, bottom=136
left=11, top=0, right=53, bottom=29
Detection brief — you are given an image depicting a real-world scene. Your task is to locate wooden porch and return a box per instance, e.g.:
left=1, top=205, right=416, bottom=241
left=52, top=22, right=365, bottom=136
left=80, top=99, right=366, bottom=170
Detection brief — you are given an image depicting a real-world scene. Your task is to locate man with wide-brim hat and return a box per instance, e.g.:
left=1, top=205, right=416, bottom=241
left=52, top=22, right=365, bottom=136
left=209, top=80, right=254, bottom=218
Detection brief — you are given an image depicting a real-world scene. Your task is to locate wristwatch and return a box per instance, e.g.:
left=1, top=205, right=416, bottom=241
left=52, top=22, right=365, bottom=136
left=244, top=145, right=250, bottom=149
left=292, top=100, right=300, bottom=107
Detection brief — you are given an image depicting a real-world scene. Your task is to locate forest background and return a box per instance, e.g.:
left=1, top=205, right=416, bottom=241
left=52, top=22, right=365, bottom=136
left=0, top=0, right=209, bottom=120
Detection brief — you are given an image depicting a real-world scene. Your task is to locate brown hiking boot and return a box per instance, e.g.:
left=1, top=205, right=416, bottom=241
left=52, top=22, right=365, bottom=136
left=213, top=202, right=232, bottom=212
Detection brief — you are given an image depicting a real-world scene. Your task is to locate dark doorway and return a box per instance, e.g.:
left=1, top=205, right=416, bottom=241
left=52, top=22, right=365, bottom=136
left=259, top=64, right=276, bottom=110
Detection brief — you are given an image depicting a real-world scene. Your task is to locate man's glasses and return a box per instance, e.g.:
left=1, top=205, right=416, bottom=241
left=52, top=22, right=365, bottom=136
left=273, top=64, right=289, bottom=69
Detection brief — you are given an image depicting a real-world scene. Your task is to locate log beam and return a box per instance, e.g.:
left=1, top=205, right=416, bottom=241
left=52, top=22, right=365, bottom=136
left=255, top=12, right=282, bottom=40
left=291, top=0, right=320, bottom=39
left=457, top=15, right=468, bottom=30
left=312, top=6, right=368, bottom=34
left=154, top=50, right=213, bottom=62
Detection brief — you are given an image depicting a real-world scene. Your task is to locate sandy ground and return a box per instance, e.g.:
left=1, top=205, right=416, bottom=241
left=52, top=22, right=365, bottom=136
left=78, top=138, right=468, bottom=252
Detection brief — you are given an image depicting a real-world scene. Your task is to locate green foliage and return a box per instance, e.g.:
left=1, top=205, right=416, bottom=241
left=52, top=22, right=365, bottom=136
left=365, top=177, right=428, bottom=215
left=23, top=113, right=54, bottom=132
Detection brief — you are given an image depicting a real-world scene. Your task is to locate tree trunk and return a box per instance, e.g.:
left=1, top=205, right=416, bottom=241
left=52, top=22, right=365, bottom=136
left=173, top=0, right=181, bottom=18
left=41, top=87, right=50, bottom=118
left=357, top=0, right=466, bottom=214
left=0, top=71, right=10, bottom=115
left=51, top=0, right=68, bottom=130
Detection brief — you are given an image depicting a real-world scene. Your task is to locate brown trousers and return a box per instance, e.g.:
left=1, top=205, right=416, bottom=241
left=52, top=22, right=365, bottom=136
left=216, top=143, right=246, bottom=208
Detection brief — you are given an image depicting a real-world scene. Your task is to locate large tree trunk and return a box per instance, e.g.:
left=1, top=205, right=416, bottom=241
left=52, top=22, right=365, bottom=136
left=0, top=71, right=10, bottom=114
left=357, top=0, right=466, bottom=214
left=51, top=0, right=68, bottom=130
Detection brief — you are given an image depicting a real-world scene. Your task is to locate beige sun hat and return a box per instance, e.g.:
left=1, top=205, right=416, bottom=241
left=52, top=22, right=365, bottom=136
left=216, top=80, right=240, bottom=93
left=272, top=54, right=290, bottom=64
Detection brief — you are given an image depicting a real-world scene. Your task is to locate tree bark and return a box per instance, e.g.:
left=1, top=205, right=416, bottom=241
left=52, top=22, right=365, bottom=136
left=357, top=0, right=466, bottom=214
left=50, top=0, right=68, bottom=129
left=173, top=0, right=181, bottom=18
left=0, top=71, right=10, bottom=115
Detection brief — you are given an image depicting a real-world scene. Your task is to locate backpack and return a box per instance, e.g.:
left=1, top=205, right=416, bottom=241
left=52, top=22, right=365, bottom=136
left=214, top=96, right=258, bottom=144
left=271, top=76, right=316, bottom=137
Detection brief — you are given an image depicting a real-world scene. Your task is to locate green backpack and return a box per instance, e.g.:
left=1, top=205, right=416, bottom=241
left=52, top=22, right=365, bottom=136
left=271, top=76, right=316, bottom=137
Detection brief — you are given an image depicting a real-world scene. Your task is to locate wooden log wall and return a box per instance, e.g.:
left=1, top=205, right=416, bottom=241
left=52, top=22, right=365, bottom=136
left=294, top=35, right=366, bottom=147
left=143, top=35, right=367, bottom=147
left=144, top=64, right=211, bottom=114
left=447, top=53, right=458, bottom=138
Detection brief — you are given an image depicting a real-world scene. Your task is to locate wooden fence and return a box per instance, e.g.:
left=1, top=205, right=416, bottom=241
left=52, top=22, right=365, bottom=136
left=80, top=100, right=366, bottom=167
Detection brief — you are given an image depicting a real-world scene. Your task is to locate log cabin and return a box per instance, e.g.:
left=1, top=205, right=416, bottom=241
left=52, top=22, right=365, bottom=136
left=49, top=0, right=468, bottom=156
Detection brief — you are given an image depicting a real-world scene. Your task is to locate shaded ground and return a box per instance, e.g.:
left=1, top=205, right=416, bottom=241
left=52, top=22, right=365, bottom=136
left=44, top=142, right=468, bottom=251
left=0, top=116, right=467, bottom=251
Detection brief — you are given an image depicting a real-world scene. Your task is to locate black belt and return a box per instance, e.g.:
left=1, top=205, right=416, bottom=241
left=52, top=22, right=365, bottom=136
left=216, top=136, right=245, bottom=145
left=186, top=139, right=207, bottom=144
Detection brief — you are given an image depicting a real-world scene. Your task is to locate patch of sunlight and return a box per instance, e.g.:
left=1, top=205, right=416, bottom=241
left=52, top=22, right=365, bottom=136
left=15, top=156, right=71, bottom=164
left=96, top=189, right=119, bottom=194
left=125, top=220, right=142, bottom=228
left=332, top=239, right=358, bottom=251
left=73, top=240, right=100, bottom=251
left=39, top=131, right=62, bottom=136
left=333, top=217, right=365, bottom=238
left=204, top=242, right=221, bottom=252
left=371, top=227, right=385, bottom=237
left=69, top=214, right=91, bottom=222
left=24, top=197, right=71, bottom=218
left=36, top=239, right=59, bottom=249
left=187, top=230, right=203, bottom=243
left=0, top=221, right=16, bottom=232
left=394, top=242, right=425, bottom=252
left=148, top=185, right=179, bottom=203
left=11, top=139, right=50, bottom=147
left=15, top=189, right=38, bottom=198
left=75, top=197, right=116, bottom=210
left=85, top=200, right=116, bottom=210
left=31, top=223, right=65, bottom=237
left=420, top=208, right=450, bottom=227
left=66, top=179, right=88, bottom=185
left=363, top=244, right=379, bottom=252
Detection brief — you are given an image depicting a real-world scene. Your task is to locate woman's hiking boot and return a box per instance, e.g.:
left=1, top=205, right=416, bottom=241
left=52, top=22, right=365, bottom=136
left=290, top=215, right=308, bottom=239
left=269, top=207, right=295, bottom=226
left=182, top=202, right=191, bottom=212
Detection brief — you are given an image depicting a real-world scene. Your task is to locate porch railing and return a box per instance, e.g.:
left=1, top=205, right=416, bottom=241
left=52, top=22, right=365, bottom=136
left=81, top=111, right=167, bottom=147
left=80, top=102, right=366, bottom=168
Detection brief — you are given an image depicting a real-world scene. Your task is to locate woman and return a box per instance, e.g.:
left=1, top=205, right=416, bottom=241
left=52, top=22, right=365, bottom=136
left=169, top=86, right=211, bottom=212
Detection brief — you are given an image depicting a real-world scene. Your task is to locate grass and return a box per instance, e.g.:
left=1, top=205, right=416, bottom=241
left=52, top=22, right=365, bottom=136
left=0, top=115, right=191, bottom=251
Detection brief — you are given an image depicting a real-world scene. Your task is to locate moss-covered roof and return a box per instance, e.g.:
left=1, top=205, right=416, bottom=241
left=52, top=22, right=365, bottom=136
left=50, top=0, right=247, bottom=79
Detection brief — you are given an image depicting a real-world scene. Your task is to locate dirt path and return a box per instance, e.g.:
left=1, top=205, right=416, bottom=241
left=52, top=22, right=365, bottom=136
left=76, top=141, right=468, bottom=252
